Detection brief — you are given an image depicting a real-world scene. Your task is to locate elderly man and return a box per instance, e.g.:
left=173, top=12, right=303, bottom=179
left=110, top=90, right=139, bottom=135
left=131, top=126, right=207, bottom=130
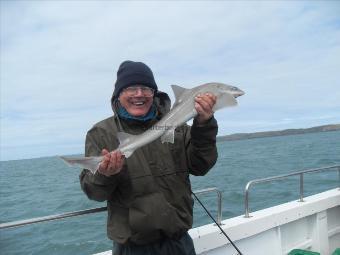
left=80, top=60, right=218, bottom=255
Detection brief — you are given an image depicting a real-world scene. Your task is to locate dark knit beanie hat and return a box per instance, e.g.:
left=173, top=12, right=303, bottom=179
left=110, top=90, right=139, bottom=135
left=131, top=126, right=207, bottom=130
left=112, top=61, right=158, bottom=99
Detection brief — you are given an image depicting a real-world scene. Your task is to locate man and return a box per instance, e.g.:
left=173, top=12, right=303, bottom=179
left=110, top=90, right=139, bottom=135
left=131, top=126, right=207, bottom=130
left=80, top=60, right=218, bottom=255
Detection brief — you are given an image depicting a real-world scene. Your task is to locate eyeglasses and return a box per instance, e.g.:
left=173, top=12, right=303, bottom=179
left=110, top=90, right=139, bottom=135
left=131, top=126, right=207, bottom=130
left=122, top=86, right=154, bottom=97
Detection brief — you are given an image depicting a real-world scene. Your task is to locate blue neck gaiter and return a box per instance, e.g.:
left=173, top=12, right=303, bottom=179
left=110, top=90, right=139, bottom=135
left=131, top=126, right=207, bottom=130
left=117, top=104, right=157, bottom=122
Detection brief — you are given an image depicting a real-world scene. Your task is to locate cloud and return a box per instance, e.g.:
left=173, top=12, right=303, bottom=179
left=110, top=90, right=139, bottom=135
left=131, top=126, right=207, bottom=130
left=1, top=1, right=340, bottom=160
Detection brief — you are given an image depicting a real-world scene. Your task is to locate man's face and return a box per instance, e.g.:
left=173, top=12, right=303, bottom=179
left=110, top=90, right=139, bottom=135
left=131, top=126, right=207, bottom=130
left=118, top=85, right=154, bottom=117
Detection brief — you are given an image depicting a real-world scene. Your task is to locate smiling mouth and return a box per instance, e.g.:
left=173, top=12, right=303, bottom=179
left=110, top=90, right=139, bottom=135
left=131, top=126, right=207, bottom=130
left=131, top=101, right=146, bottom=106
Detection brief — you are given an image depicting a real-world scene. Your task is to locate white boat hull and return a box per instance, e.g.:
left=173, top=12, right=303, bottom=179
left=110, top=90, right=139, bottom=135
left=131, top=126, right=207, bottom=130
left=95, top=188, right=340, bottom=255
left=190, top=188, right=340, bottom=255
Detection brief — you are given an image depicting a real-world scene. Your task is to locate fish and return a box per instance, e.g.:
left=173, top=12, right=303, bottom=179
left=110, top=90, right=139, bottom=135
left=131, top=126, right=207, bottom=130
left=60, top=82, right=244, bottom=173
left=59, top=156, right=103, bottom=174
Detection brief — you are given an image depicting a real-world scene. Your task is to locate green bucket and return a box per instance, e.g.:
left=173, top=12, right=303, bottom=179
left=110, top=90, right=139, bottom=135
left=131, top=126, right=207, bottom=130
left=288, top=249, right=320, bottom=255
left=332, top=248, right=340, bottom=255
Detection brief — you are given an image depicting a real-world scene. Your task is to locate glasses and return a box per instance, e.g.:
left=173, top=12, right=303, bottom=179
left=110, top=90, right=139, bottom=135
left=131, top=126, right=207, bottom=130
left=122, top=86, right=154, bottom=97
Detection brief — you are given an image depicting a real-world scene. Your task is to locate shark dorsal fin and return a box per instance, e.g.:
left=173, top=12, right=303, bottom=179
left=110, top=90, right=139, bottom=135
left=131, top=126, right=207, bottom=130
left=171, top=85, right=189, bottom=106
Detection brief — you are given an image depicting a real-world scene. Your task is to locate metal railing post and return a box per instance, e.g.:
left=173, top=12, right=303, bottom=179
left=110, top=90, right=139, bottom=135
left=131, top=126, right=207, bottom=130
left=299, top=173, right=304, bottom=202
left=244, top=182, right=252, bottom=218
left=194, top=187, right=223, bottom=225
left=338, top=166, right=340, bottom=191
left=216, top=189, right=223, bottom=225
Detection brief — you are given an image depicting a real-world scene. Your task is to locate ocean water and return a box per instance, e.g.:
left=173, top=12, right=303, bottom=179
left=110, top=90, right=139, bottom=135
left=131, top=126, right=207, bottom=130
left=0, top=131, right=339, bottom=255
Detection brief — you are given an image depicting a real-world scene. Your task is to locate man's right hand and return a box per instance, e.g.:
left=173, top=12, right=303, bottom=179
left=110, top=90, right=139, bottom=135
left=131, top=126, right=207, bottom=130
left=98, top=149, right=125, bottom=176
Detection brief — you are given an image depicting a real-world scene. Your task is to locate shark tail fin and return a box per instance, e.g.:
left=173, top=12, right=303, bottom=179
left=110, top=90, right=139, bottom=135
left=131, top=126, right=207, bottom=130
left=59, top=156, right=73, bottom=167
left=116, top=132, right=136, bottom=158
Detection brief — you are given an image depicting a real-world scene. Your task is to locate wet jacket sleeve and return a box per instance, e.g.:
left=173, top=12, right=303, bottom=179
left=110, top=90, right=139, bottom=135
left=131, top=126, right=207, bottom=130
left=79, top=127, right=120, bottom=202
left=185, top=116, right=218, bottom=176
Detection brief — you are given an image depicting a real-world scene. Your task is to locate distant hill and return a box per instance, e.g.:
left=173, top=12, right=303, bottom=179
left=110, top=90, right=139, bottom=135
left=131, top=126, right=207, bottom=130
left=217, top=124, right=340, bottom=142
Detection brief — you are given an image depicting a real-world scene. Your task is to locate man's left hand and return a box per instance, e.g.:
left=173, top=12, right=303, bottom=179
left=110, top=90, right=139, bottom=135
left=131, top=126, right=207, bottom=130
left=194, top=93, right=217, bottom=124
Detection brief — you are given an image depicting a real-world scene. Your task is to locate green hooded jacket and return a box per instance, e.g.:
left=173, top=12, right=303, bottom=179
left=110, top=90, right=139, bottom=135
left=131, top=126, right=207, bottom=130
left=79, top=91, right=218, bottom=245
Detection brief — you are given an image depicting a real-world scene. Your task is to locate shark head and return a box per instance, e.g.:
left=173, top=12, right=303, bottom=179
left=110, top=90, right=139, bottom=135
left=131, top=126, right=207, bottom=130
left=214, top=83, right=245, bottom=98
left=171, top=82, right=245, bottom=111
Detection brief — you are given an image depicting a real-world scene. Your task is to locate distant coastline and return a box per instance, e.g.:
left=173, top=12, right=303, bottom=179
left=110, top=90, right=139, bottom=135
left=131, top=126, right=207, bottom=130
left=217, top=124, right=340, bottom=142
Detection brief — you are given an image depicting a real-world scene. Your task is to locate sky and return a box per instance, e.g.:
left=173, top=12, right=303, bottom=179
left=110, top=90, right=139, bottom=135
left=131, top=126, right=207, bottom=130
left=1, top=1, right=340, bottom=161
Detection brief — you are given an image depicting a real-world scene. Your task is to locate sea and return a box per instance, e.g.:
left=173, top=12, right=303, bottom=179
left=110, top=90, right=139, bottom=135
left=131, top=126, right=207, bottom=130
left=1, top=131, right=340, bottom=255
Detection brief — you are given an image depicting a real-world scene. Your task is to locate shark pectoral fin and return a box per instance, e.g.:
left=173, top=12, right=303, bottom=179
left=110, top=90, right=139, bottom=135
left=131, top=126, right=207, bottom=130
left=117, top=132, right=138, bottom=158
left=161, top=129, right=175, bottom=143
left=213, top=92, right=238, bottom=112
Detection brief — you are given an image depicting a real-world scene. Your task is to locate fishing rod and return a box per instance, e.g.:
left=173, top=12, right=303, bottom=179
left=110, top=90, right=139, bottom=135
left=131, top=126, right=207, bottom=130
left=191, top=191, right=243, bottom=255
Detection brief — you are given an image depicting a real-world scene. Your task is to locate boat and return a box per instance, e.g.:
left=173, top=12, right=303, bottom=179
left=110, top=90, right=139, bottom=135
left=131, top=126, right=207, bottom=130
left=1, top=165, right=339, bottom=255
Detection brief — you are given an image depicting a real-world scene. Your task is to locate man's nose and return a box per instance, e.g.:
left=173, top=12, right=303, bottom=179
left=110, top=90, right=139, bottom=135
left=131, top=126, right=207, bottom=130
left=134, top=88, right=144, bottom=96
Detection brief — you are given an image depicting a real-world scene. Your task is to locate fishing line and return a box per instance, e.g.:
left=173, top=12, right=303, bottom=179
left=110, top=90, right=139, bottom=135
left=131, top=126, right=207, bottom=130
left=191, top=191, right=243, bottom=255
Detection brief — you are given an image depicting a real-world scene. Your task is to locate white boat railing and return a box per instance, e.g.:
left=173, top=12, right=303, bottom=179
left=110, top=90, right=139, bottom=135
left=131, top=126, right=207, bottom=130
left=0, top=187, right=222, bottom=230
left=2, top=165, right=339, bottom=228
left=244, top=164, right=340, bottom=218
left=0, top=206, right=108, bottom=230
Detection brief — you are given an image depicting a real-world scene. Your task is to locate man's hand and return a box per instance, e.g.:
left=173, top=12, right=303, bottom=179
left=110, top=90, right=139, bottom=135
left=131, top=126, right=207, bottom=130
left=98, top=149, right=125, bottom=176
left=194, top=93, right=217, bottom=124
